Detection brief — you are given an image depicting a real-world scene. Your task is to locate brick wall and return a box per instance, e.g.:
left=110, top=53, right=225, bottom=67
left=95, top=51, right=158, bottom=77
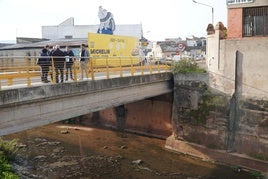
left=227, top=8, right=243, bottom=39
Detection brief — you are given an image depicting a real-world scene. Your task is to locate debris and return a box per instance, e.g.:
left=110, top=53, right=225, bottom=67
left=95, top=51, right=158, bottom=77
left=120, top=145, right=127, bottom=149
left=131, top=159, right=143, bottom=165
left=61, top=130, right=70, bottom=134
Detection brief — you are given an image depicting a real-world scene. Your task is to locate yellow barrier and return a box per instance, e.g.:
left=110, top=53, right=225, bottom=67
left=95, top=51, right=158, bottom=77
left=0, top=56, right=170, bottom=90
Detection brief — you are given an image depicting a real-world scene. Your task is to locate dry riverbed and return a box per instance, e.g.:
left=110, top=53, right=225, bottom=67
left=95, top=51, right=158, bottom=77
left=4, top=123, right=258, bottom=179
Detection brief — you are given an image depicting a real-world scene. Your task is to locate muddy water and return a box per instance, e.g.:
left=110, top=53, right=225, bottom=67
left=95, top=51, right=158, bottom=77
left=4, top=123, right=258, bottom=178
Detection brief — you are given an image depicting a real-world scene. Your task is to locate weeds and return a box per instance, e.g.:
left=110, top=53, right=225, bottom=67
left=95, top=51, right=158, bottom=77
left=0, top=137, right=19, bottom=178
left=170, top=59, right=206, bottom=74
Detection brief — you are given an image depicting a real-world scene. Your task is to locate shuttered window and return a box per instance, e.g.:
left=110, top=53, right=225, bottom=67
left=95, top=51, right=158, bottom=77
left=243, top=6, right=268, bottom=37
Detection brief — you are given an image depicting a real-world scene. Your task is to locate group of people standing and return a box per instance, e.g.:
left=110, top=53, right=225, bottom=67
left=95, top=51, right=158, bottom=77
left=37, top=44, right=89, bottom=83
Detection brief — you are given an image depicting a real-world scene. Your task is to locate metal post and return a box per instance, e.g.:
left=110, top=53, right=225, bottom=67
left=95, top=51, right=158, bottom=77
left=73, top=60, right=78, bottom=82
left=90, top=58, right=95, bottom=80
left=106, top=57, right=110, bottom=79
left=131, top=57, right=134, bottom=76
left=51, top=57, right=56, bottom=83
left=25, top=57, right=31, bottom=87
left=119, top=57, right=123, bottom=77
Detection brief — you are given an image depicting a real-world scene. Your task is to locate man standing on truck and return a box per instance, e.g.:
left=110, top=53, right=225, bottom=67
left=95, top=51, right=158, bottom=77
left=97, top=6, right=115, bottom=35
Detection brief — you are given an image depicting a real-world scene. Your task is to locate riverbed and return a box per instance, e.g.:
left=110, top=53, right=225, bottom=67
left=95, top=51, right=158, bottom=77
left=4, top=123, right=256, bottom=178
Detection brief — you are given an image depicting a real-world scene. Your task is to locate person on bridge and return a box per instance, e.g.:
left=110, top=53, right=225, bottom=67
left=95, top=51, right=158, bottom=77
left=64, top=46, right=75, bottom=81
left=51, top=45, right=65, bottom=83
left=37, top=48, right=51, bottom=83
left=79, top=44, right=89, bottom=80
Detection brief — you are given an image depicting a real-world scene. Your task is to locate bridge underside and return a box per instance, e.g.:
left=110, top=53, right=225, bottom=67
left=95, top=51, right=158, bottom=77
left=83, top=93, right=174, bottom=138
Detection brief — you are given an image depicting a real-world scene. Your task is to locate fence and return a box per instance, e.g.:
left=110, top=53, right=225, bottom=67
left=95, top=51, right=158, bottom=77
left=0, top=56, right=170, bottom=90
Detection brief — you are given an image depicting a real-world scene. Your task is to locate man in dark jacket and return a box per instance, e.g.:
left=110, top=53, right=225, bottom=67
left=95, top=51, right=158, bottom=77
left=51, top=45, right=65, bottom=83
left=38, top=48, right=50, bottom=83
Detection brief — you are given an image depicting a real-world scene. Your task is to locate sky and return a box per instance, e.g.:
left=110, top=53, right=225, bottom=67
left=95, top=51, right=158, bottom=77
left=0, top=0, right=227, bottom=42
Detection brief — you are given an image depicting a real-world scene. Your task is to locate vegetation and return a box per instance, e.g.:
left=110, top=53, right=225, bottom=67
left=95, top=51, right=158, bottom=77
left=0, top=137, right=19, bottom=179
left=170, top=59, right=206, bottom=74
left=249, top=153, right=268, bottom=161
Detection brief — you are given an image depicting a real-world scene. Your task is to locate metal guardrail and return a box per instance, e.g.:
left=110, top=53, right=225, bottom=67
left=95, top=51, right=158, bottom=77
left=0, top=56, right=170, bottom=90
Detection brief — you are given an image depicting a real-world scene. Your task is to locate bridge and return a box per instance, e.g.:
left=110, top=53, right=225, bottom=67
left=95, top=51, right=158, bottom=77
left=0, top=56, right=173, bottom=136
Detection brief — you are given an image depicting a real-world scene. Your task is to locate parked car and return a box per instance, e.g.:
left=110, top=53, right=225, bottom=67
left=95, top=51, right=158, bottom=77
left=159, top=57, right=173, bottom=65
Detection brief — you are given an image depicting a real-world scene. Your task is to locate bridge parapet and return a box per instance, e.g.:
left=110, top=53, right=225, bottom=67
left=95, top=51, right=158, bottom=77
left=0, top=56, right=170, bottom=90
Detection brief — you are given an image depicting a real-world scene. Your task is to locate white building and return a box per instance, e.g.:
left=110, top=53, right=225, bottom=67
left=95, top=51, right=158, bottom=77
left=42, top=17, right=143, bottom=40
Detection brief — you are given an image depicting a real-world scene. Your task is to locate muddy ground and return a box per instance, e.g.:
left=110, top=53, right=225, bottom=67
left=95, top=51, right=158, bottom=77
left=4, top=123, right=258, bottom=179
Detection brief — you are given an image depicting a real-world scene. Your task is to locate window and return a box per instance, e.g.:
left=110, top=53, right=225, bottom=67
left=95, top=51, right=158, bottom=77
left=65, top=35, right=73, bottom=39
left=243, top=6, right=268, bottom=37
left=227, top=0, right=254, bottom=5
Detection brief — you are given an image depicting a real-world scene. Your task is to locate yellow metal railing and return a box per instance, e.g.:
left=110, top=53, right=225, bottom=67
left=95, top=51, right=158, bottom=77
left=0, top=56, right=170, bottom=90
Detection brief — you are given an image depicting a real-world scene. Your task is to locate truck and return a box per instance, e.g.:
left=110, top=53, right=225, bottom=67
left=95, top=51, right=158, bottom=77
left=88, top=33, right=141, bottom=67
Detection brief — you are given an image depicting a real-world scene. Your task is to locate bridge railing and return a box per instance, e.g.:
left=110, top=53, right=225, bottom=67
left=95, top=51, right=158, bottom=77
left=0, top=56, right=170, bottom=90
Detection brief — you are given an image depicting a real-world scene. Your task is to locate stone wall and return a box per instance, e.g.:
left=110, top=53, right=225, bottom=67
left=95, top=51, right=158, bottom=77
left=172, top=73, right=230, bottom=149
left=235, top=97, right=268, bottom=157
left=171, top=73, right=268, bottom=160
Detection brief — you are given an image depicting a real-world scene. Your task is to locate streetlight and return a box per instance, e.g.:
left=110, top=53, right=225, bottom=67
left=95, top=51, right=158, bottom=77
left=192, top=0, right=214, bottom=25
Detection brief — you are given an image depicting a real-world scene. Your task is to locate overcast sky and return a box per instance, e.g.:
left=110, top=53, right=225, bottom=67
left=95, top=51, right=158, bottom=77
left=0, top=0, right=227, bottom=42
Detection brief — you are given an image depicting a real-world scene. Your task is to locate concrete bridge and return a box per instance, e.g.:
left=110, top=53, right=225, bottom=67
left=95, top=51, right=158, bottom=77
left=0, top=72, right=173, bottom=136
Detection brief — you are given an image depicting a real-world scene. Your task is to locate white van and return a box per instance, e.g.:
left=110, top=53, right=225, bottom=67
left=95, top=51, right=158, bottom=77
left=173, top=55, right=181, bottom=62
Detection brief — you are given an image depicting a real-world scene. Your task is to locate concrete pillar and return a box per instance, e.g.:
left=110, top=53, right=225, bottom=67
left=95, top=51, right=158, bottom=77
left=114, top=105, right=127, bottom=131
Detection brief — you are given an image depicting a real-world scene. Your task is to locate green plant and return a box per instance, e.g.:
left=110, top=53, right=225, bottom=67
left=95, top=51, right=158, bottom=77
left=249, top=170, right=262, bottom=178
left=170, top=59, right=206, bottom=74
left=0, top=138, right=18, bottom=160
left=230, top=165, right=238, bottom=171
left=0, top=155, right=19, bottom=179
left=0, top=138, right=20, bottom=178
